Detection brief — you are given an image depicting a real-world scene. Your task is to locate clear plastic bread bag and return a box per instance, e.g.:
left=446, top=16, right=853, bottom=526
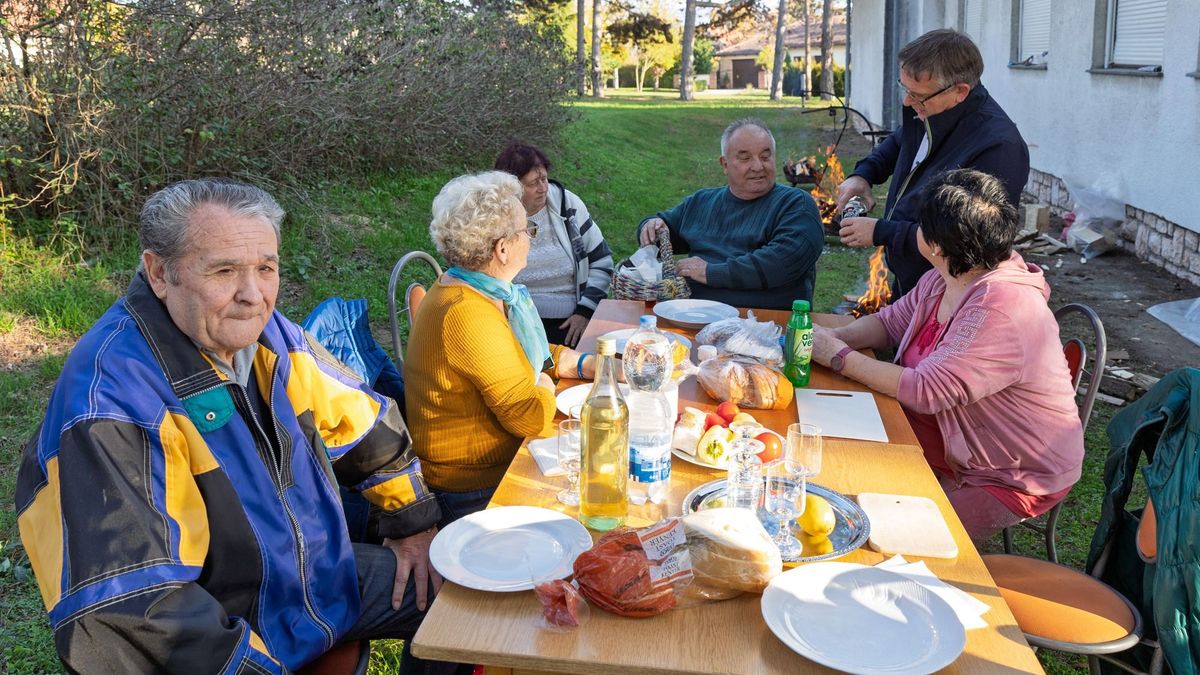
left=564, top=512, right=783, bottom=619
left=695, top=311, right=783, bottom=367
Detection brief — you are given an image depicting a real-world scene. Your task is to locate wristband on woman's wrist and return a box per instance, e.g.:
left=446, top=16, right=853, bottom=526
left=576, top=352, right=591, bottom=379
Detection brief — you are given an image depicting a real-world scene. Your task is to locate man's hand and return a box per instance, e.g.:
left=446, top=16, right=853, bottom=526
left=383, top=528, right=442, bottom=612
left=835, top=176, right=875, bottom=213
left=812, top=325, right=848, bottom=368
left=838, top=217, right=878, bottom=248
left=558, top=314, right=589, bottom=348
left=639, top=218, right=668, bottom=246
left=675, top=257, right=707, bottom=284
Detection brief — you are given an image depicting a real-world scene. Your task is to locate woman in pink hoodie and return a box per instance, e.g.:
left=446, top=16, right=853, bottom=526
left=813, top=169, right=1084, bottom=542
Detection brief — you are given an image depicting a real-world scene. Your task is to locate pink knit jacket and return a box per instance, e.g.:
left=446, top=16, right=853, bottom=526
left=876, top=253, right=1084, bottom=495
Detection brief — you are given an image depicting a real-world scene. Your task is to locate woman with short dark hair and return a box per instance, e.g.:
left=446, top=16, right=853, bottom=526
left=813, top=169, right=1084, bottom=543
left=494, top=142, right=613, bottom=347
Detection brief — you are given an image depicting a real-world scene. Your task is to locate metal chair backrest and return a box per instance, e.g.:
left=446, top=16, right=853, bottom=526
left=1054, top=303, right=1107, bottom=430
left=387, top=251, right=443, bottom=371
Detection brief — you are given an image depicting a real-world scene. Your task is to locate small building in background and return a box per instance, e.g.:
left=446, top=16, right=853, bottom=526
left=715, top=18, right=847, bottom=89
left=846, top=0, right=1200, bottom=286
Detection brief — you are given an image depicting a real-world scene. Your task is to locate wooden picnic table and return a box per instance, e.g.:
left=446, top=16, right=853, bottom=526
left=411, top=299, right=1043, bottom=674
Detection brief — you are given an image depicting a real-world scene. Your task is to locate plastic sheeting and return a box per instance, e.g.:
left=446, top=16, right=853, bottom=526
left=1147, top=298, right=1200, bottom=347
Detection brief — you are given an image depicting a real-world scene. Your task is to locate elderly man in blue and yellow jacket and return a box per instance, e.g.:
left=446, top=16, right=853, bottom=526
left=15, top=178, right=443, bottom=673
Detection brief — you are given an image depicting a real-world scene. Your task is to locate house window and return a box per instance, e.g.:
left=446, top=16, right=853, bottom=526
left=1017, top=0, right=1051, bottom=65
left=962, top=0, right=984, bottom=43
left=1105, top=0, right=1167, bottom=68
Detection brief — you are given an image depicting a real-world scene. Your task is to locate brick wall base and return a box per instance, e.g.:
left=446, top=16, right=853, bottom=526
left=1023, top=168, right=1200, bottom=286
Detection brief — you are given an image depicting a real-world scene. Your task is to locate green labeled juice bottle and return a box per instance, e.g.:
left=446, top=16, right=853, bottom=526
left=579, top=336, right=629, bottom=531
left=783, top=299, right=813, bottom=387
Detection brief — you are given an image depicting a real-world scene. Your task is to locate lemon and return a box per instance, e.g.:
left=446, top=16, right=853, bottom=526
left=797, top=494, right=836, bottom=536
left=799, top=531, right=834, bottom=556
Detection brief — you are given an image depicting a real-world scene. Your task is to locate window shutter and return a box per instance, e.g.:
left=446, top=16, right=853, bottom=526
left=1019, top=0, right=1051, bottom=62
left=1111, top=0, right=1167, bottom=66
left=963, top=0, right=984, bottom=42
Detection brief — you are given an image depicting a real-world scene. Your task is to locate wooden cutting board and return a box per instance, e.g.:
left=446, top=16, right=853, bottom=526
left=857, top=493, right=959, bottom=559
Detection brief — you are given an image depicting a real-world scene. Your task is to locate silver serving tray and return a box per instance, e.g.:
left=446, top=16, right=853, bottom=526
left=681, top=479, right=871, bottom=563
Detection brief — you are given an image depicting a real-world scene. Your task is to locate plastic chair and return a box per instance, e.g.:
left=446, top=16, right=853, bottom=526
left=387, top=251, right=443, bottom=371
left=297, top=639, right=370, bottom=675
left=1002, top=303, right=1107, bottom=563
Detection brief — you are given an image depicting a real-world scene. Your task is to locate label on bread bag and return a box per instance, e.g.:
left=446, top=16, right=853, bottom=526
left=637, top=518, right=687, bottom=559
left=649, top=548, right=694, bottom=588
left=637, top=518, right=694, bottom=588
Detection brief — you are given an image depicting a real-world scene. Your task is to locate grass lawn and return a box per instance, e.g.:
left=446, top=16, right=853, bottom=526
left=0, top=89, right=1110, bottom=674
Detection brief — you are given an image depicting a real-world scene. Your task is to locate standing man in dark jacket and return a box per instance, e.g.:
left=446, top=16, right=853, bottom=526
left=836, top=29, right=1029, bottom=297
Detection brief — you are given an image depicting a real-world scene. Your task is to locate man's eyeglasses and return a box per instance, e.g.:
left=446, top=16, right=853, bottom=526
left=898, top=79, right=956, bottom=106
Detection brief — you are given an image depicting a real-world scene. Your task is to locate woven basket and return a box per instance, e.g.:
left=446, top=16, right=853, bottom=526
left=611, top=228, right=692, bottom=301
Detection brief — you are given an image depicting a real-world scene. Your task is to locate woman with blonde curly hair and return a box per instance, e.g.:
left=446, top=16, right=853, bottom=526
left=405, top=171, right=602, bottom=526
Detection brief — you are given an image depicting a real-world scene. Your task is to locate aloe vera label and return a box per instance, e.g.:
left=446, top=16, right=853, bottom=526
left=790, top=328, right=813, bottom=362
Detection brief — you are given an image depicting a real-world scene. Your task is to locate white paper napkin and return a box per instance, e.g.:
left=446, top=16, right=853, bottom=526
left=527, top=436, right=563, bottom=477
left=877, top=555, right=990, bottom=630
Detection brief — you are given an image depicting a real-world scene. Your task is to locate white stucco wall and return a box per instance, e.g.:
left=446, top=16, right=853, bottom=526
left=982, top=0, right=1200, bottom=233
left=849, top=0, right=1200, bottom=234
left=849, top=0, right=887, bottom=123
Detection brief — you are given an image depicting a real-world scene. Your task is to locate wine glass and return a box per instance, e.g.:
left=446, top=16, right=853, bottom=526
left=556, top=419, right=582, bottom=506
left=787, top=423, right=823, bottom=478
left=764, top=459, right=806, bottom=559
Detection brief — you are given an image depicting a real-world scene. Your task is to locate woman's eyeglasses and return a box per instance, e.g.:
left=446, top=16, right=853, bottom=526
left=519, top=221, right=539, bottom=239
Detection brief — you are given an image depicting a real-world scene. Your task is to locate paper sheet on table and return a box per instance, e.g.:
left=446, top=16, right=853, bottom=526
left=794, top=389, right=889, bottom=442
left=877, top=555, right=990, bottom=630
left=527, top=436, right=563, bottom=477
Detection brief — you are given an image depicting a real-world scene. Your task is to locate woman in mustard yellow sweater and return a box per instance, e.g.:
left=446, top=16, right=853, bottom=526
left=405, top=171, right=603, bottom=527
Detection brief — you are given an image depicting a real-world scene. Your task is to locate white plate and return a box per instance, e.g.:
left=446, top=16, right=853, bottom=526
left=555, top=382, right=632, bottom=417
left=762, top=562, right=966, bottom=674
left=601, top=328, right=692, bottom=354
left=430, top=506, right=592, bottom=592
left=653, top=299, right=739, bottom=329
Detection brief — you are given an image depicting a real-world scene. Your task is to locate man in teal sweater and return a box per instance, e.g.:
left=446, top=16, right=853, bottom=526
left=638, top=118, right=823, bottom=309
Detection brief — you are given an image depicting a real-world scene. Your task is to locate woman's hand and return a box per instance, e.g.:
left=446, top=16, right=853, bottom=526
left=558, top=314, right=589, bottom=348
left=812, top=325, right=848, bottom=368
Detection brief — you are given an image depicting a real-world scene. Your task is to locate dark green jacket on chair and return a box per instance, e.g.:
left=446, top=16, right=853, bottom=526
left=1088, top=367, right=1200, bottom=674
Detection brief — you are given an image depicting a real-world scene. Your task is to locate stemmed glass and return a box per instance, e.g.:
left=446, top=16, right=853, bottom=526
left=764, top=458, right=806, bottom=560
left=556, top=419, right=582, bottom=506
left=787, top=423, right=823, bottom=478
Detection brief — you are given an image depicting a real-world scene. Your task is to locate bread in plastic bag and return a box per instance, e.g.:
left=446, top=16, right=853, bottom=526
left=683, top=507, right=782, bottom=593
left=571, top=512, right=781, bottom=618
left=695, top=312, right=783, bottom=366
left=696, top=355, right=794, bottom=410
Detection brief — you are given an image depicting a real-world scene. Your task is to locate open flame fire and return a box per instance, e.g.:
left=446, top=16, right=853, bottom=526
left=806, top=145, right=845, bottom=230
left=854, top=247, right=892, bottom=315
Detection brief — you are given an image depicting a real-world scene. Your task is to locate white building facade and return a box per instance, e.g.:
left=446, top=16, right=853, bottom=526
left=847, top=0, right=1200, bottom=285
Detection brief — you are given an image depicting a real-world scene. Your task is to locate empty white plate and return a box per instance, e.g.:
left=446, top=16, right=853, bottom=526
left=601, top=328, right=692, bottom=354
left=555, top=382, right=632, bottom=417
left=761, top=562, right=966, bottom=674
left=430, top=506, right=592, bottom=592
left=653, top=299, right=739, bottom=330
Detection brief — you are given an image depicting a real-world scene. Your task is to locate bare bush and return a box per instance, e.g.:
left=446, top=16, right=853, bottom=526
left=0, top=0, right=573, bottom=248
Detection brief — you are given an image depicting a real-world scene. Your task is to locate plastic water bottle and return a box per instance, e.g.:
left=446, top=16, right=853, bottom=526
left=627, top=388, right=673, bottom=505
left=784, top=299, right=813, bottom=387
left=623, top=315, right=672, bottom=391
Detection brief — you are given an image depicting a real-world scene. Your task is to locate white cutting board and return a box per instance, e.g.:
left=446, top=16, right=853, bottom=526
left=857, top=493, right=959, bottom=559
left=794, top=389, right=889, bottom=443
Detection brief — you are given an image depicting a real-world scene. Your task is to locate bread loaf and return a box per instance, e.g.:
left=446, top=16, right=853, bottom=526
left=683, top=508, right=782, bottom=593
